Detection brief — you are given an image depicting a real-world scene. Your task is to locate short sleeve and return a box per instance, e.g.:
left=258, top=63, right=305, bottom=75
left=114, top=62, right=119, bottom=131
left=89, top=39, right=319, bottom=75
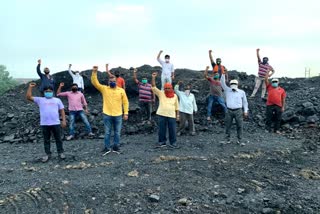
left=33, top=97, right=41, bottom=105
left=57, top=99, right=64, bottom=110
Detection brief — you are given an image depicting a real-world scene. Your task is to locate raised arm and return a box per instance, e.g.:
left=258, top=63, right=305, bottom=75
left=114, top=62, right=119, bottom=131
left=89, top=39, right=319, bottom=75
left=220, top=73, right=229, bottom=91
left=56, top=82, right=64, bottom=95
left=209, top=50, right=215, bottom=65
left=151, top=72, right=157, bottom=87
left=80, top=76, right=84, bottom=90
left=157, top=50, right=163, bottom=60
left=173, top=81, right=183, bottom=97
left=68, top=64, right=75, bottom=78
left=256, top=48, right=261, bottom=63
left=26, top=83, right=36, bottom=101
left=105, top=64, right=112, bottom=77
left=36, top=59, right=42, bottom=78
left=171, top=65, right=175, bottom=80
left=204, top=66, right=210, bottom=79
left=91, top=66, right=104, bottom=91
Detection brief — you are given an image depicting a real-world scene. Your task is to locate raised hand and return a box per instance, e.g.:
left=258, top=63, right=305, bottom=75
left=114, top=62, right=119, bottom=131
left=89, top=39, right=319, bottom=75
left=159, top=50, right=163, bottom=54
left=38, top=59, right=41, bottom=64
left=92, top=66, right=98, bottom=72
left=206, top=66, right=210, bottom=70
left=209, top=50, right=212, bottom=53
left=29, top=82, right=36, bottom=87
left=256, top=48, right=260, bottom=52
left=178, top=80, right=183, bottom=85
left=69, top=64, right=72, bottom=67
left=133, top=68, right=137, bottom=73
left=152, top=72, right=158, bottom=78
left=59, top=82, right=64, bottom=87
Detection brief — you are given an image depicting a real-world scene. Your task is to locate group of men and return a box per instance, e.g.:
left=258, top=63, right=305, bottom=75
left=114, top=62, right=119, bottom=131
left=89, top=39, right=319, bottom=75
left=27, top=49, right=286, bottom=162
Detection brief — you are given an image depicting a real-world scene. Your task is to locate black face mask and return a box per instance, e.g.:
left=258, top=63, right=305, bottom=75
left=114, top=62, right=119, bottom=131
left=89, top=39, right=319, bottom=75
left=262, top=57, right=268, bottom=64
left=71, top=88, right=78, bottom=92
left=216, top=60, right=221, bottom=65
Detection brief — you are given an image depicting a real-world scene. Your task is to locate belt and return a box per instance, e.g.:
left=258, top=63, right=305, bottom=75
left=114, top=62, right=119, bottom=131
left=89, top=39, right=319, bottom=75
left=227, top=108, right=242, bottom=111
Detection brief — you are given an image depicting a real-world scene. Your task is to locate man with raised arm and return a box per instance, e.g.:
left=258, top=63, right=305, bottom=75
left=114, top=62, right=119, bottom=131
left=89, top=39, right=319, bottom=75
left=91, top=66, right=129, bottom=155
left=68, top=64, right=84, bottom=93
left=220, top=72, right=249, bottom=144
left=209, top=50, right=228, bottom=80
left=157, top=50, right=174, bottom=90
left=133, top=68, right=155, bottom=121
left=250, top=48, right=275, bottom=99
left=105, top=63, right=126, bottom=89
left=152, top=72, right=179, bottom=148
left=36, top=59, right=55, bottom=95
left=57, top=82, right=94, bottom=140
left=26, top=83, right=66, bottom=162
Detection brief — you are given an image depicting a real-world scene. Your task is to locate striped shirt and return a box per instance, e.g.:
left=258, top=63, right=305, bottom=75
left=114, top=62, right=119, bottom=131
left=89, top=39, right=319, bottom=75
left=137, top=82, right=153, bottom=102
left=258, top=63, right=273, bottom=78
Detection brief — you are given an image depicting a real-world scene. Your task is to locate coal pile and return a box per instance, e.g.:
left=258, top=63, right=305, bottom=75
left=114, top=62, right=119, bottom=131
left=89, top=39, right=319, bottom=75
left=0, top=66, right=320, bottom=144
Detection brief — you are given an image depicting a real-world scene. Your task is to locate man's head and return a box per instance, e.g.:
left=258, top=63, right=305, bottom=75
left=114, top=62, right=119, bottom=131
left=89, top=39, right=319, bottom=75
left=271, top=78, right=279, bottom=88
left=164, top=82, right=174, bottom=98
left=230, top=79, right=239, bottom=91
left=71, top=83, right=78, bottom=92
left=184, top=84, right=191, bottom=96
left=114, top=71, right=120, bottom=78
left=109, top=76, right=117, bottom=88
left=74, top=71, right=80, bottom=75
left=44, top=67, right=50, bottom=74
left=216, top=58, right=222, bottom=65
left=262, top=57, right=269, bottom=64
left=43, top=86, right=54, bottom=98
left=165, top=55, right=170, bottom=63
left=141, top=77, right=148, bottom=84
left=213, top=73, right=220, bottom=80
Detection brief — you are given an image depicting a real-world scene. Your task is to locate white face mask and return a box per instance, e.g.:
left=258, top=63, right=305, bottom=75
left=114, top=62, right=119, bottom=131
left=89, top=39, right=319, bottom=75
left=230, top=84, right=238, bottom=91
left=165, top=59, right=170, bottom=63
left=185, top=90, right=190, bottom=96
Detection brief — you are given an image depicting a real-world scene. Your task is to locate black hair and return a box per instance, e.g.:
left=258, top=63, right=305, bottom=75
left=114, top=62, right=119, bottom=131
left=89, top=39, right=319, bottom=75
left=71, top=83, right=78, bottom=87
left=216, top=58, right=221, bottom=61
left=165, top=55, right=170, bottom=59
left=43, top=85, right=53, bottom=91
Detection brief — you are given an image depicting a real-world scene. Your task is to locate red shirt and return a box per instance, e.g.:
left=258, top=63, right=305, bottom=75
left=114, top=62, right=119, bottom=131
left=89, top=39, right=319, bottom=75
left=266, top=84, right=286, bottom=107
left=116, top=77, right=125, bottom=88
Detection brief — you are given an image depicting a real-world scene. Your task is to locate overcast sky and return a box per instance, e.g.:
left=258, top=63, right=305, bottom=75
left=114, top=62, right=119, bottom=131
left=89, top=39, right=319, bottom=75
left=1, top=0, right=319, bottom=78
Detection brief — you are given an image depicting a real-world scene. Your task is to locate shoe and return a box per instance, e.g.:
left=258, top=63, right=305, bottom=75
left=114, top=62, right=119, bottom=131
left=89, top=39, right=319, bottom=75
left=58, top=153, right=66, bottom=159
left=102, top=148, right=111, bottom=156
left=155, top=143, right=166, bottom=148
left=41, top=154, right=51, bottom=163
left=206, top=117, right=211, bottom=121
left=88, top=132, right=95, bottom=137
left=191, top=132, right=196, bottom=136
left=66, top=135, right=74, bottom=141
left=275, top=130, right=282, bottom=135
left=113, top=145, right=121, bottom=154
left=168, top=143, right=179, bottom=149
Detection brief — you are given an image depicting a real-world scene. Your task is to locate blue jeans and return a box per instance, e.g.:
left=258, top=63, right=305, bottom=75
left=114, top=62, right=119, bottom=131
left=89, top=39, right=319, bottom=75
left=69, top=110, right=92, bottom=136
left=207, top=95, right=227, bottom=117
left=103, top=114, right=123, bottom=149
left=158, top=115, right=176, bottom=145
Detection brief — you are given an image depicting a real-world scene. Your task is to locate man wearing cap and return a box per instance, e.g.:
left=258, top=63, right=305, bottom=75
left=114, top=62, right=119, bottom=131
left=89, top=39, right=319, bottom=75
left=68, top=64, right=84, bottom=93
left=157, top=50, right=175, bottom=90
left=152, top=72, right=179, bottom=148
left=221, top=73, right=249, bottom=144
left=209, top=50, right=228, bottom=80
left=264, top=76, right=286, bottom=134
left=250, top=48, right=275, bottom=99
left=204, top=66, right=227, bottom=121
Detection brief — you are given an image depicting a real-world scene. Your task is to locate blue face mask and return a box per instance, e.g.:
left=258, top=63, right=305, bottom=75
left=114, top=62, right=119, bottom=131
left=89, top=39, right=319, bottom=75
left=110, top=81, right=117, bottom=88
left=44, top=91, right=54, bottom=98
left=272, top=82, right=278, bottom=88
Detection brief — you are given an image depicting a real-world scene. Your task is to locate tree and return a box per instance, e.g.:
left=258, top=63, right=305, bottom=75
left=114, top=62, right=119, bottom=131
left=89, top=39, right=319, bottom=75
left=0, top=65, right=18, bottom=95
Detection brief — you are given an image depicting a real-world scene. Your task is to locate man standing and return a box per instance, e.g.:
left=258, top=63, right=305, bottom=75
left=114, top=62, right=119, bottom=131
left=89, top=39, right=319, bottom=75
left=174, top=81, right=197, bottom=136
left=157, top=50, right=174, bottom=90
left=264, top=76, right=286, bottom=134
left=250, top=48, right=275, bottom=99
left=36, top=59, right=55, bottom=95
left=152, top=72, right=179, bottom=148
left=91, top=66, right=129, bottom=155
left=57, top=82, right=94, bottom=140
left=133, top=68, right=155, bottom=121
left=209, top=50, right=228, bottom=80
left=204, top=66, right=227, bottom=121
left=68, top=64, right=84, bottom=93
left=26, top=83, right=66, bottom=162
left=106, top=64, right=126, bottom=89
left=221, top=73, right=249, bottom=144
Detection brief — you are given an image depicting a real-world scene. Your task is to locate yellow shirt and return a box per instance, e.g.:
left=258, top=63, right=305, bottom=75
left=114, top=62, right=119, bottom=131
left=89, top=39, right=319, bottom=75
left=152, top=87, right=179, bottom=118
left=91, top=72, right=129, bottom=116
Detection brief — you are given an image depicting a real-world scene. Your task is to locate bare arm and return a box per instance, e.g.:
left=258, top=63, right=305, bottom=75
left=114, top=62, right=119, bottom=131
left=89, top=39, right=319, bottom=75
left=105, top=64, right=112, bottom=77
left=204, top=66, right=210, bottom=79
left=68, top=64, right=75, bottom=77
left=57, top=82, right=64, bottom=95
left=133, top=68, right=139, bottom=84
left=282, top=97, right=286, bottom=112
left=59, top=109, right=66, bottom=128
left=26, top=83, right=36, bottom=101
left=151, top=72, right=157, bottom=87
left=264, top=74, right=269, bottom=86
left=157, top=50, right=163, bottom=60
left=256, top=48, right=261, bottom=63
left=36, top=59, right=42, bottom=78
left=209, top=50, right=215, bottom=65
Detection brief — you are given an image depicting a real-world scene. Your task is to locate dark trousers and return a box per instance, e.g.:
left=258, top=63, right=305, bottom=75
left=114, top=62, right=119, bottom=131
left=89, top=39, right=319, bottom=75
left=225, top=109, right=243, bottom=140
left=178, top=112, right=195, bottom=134
left=139, top=101, right=152, bottom=121
left=42, top=125, right=64, bottom=155
left=158, top=115, right=176, bottom=145
left=266, top=105, right=282, bottom=132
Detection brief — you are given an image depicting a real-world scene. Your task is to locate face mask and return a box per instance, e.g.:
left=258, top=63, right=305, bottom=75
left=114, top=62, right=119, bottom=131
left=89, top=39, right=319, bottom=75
left=72, top=88, right=78, bottom=92
left=213, top=74, right=220, bottom=80
left=44, top=71, right=49, bottom=75
left=115, top=74, right=120, bottom=78
left=165, top=59, right=170, bottom=63
left=110, top=81, right=117, bottom=88
left=272, top=82, right=278, bottom=88
left=141, top=79, right=148, bottom=84
left=185, top=90, right=190, bottom=96
left=44, top=91, right=53, bottom=98
left=230, top=84, right=238, bottom=91
left=262, top=57, right=268, bottom=64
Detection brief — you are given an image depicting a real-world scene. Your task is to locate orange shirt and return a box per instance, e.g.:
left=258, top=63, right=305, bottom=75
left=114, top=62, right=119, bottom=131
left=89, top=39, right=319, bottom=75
left=266, top=84, right=286, bottom=107
left=117, top=77, right=125, bottom=88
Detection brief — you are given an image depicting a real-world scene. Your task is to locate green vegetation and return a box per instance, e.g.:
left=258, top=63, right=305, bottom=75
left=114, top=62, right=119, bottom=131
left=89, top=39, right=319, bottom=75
left=0, top=65, right=18, bottom=95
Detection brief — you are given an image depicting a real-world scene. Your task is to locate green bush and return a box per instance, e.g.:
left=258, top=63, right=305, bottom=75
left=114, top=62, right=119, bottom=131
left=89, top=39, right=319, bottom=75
left=0, top=65, right=18, bottom=95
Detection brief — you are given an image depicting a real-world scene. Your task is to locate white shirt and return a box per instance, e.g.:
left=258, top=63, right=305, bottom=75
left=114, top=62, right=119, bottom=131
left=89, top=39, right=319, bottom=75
left=221, top=74, right=249, bottom=113
left=157, top=59, right=174, bottom=78
left=174, top=85, right=197, bottom=114
left=68, top=68, right=84, bottom=89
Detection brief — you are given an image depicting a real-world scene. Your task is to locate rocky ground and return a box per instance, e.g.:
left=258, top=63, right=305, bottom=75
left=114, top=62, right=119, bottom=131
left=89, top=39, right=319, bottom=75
left=0, top=66, right=320, bottom=213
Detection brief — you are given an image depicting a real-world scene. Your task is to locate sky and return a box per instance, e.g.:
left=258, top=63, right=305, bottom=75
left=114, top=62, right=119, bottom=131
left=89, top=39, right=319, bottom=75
left=1, top=0, right=319, bottom=78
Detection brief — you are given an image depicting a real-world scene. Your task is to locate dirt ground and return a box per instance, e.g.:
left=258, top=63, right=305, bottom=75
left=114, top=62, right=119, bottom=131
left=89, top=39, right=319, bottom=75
left=0, top=123, right=319, bottom=214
